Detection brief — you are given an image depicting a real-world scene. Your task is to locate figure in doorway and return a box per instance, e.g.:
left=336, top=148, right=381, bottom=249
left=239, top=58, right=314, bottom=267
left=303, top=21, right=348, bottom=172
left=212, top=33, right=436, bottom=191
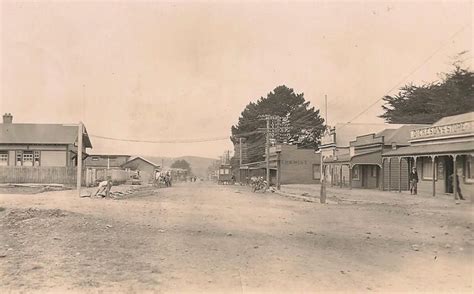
left=409, top=167, right=418, bottom=195
left=449, top=172, right=465, bottom=200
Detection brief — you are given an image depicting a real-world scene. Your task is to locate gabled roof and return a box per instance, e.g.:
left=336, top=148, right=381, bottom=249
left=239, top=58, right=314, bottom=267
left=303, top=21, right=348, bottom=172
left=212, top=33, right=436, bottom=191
left=433, top=112, right=474, bottom=126
left=376, top=124, right=430, bottom=145
left=330, top=123, right=404, bottom=147
left=122, top=156, right=160, bottom=168
left=0, top=123, right=92, bottom=148
left=88, top=154, right=131, bottom=158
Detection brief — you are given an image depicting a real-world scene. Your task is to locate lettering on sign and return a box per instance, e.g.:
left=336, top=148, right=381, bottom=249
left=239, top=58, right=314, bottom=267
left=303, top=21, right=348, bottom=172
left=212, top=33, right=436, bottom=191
left=410, top=121, right=473, bottom=140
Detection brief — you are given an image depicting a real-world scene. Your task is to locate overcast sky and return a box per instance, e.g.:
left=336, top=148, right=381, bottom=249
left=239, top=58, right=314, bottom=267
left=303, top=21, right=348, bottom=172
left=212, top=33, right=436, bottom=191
left=0, top=1, right=471, bottom=158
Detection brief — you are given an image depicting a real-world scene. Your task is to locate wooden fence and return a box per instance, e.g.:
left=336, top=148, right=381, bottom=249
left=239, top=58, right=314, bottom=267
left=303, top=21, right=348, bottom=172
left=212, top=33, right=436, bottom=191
left=85, top=168, right=131, bottom=186
left=0, top=166, right=84, bottom=185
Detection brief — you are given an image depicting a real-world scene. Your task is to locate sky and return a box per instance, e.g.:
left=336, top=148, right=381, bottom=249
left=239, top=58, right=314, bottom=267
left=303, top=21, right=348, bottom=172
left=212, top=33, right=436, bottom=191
left=0, top=0, right=472, bottom=158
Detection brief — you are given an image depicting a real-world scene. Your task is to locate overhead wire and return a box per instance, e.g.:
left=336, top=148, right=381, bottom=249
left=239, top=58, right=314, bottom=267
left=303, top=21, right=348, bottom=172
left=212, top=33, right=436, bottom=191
left=341, top=24, right=470, bottom=125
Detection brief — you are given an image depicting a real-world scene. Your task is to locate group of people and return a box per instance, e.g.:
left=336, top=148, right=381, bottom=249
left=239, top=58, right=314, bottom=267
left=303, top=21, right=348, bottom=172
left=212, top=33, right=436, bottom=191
left=250, top=176, right=267, bottom=192
left=154, top=170, right=172, bottom=187
left=409, top=167, right=465, bottom=200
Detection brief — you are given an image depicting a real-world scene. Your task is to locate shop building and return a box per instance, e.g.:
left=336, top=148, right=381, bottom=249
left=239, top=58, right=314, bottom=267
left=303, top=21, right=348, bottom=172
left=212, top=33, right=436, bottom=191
left=382, top=112, right=473, bottom=200
left=349, top=124, right=429, bottom=190
left=241, top=144, right=321, bottom=186
left=320, top=123, right=399, bottom=187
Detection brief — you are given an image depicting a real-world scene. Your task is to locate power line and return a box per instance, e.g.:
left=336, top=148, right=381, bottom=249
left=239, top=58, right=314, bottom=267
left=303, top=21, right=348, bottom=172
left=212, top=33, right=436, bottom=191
left=89, top=134, right=230, bottom=143
left=344, top=24, right=470, bottom=125
left=89, top=129, right=263, bottom=144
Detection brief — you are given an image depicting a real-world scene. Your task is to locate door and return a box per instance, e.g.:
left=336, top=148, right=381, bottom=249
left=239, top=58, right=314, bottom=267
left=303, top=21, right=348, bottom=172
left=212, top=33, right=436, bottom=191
left=445, top=157, right=453, bottom=193
left=361, top=166, right=368, bottom=188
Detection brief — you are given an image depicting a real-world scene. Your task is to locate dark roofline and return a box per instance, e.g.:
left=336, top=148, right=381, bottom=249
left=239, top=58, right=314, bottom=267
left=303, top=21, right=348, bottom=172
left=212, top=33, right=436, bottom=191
left=88, top=154, right=131, bottom=157
left=121, top=156, right=160, bottom=168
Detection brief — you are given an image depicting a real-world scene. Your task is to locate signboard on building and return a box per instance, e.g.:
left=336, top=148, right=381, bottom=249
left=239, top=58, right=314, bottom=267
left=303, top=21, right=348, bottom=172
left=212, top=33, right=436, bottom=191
left=410, top=121, right=473, bottom=140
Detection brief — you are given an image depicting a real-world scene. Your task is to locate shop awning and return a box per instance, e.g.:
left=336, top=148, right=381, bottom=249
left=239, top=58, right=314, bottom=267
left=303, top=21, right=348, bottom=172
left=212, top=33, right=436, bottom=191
left=351, top=150, right=382, bottom=166
left=382, top=141, right=474, bottom=157
left=323, top=154, right=350, bottom=164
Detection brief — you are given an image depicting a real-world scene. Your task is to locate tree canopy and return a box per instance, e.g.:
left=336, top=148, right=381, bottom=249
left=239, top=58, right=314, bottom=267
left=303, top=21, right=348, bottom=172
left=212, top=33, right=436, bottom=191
left=380, top=64, right=474, bottom=124
left=171, top=159, right=191, bottom=172
left=231, top=85, right=325, bottom=163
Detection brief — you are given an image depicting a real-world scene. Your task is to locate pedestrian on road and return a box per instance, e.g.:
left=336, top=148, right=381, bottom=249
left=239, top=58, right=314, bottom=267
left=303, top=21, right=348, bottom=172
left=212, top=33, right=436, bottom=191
left=409, top=167, right=418, bottom=195
left=449, top=172, right=465, bottom=200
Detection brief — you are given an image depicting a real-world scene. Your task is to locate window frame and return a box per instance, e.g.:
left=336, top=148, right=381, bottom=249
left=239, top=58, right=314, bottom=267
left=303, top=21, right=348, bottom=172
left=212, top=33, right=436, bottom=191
left=465, top=155, right=474, bottom=183
left=312, top=164, right=321, bottom=180
left=34, top=151, right=41, bottom=166
left=22, top=151, right=34, bottom=167
left=0, top=152, right=8, bottom=166
left=371, top=166, right=377, bottom=177
left=422, top=157, right=437, bottom=180
left=352, top=165, right=360, bottom=180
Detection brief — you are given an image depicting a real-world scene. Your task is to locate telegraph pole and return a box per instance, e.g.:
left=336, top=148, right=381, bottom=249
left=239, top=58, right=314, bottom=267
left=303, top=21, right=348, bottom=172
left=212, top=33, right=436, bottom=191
left=239, top=137, right=243, bottom=184
left=239, top=138, right=243, bottom=166
left=265, top=116, right=270, bottom=189
left=325, top=94, right=328, bottom=125
left=77, top=122, right=83, bottom=196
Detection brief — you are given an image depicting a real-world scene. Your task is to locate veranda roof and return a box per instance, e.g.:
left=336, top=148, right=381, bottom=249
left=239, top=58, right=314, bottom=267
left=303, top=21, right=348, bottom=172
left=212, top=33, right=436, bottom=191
left=382, top=141, right=474, bottom=157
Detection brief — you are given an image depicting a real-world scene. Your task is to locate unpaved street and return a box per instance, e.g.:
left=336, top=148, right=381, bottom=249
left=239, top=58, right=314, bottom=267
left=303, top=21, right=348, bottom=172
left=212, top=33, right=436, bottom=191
left=1, top=182, right=472, bottom=293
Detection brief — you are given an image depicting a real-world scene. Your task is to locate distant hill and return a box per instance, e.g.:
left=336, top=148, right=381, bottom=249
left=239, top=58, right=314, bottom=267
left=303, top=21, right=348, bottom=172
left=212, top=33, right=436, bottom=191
left=175, top=156, right=219, bottom=178
left=135, top=155, right=218, bottom=179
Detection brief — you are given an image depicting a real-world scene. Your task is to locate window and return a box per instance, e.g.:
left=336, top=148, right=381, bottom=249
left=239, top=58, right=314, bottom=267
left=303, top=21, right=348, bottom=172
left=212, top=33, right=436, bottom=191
left=34, top=151, right=40, bottom=166
left=352, top=166, right=360, bottom=180
left=220, top=168, right=230, bottom=175
left=371, top=166, right=377, bottom=177
left=92, top=156, right=99, bottom=161
left=313, top=164, right=321, bottom=180
left=422, top=157, right=437, bottom=180
left=0, top=152, right=8, bottom=166
left=16, top=151, right=23, bottom=166
left=23, top=152, right=34, bottom=167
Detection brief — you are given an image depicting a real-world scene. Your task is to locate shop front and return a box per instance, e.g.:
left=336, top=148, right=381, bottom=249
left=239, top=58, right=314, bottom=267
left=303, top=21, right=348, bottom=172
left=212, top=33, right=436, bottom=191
left=383, top=112, right=473, bottom=200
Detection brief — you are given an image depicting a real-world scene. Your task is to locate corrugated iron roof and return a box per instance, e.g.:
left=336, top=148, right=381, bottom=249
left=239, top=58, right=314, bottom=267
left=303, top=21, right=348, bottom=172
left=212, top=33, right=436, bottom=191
left=377, top=124, right=430, bottom=145
left=382, top=141, right=474, bottom=157
left=0, top=123, right=92, bottom=148
left=433, top=112, right=474, bottom=126
left=331, top=123, right=403, bottom=147
left=122, top=156, right=160, bottom=168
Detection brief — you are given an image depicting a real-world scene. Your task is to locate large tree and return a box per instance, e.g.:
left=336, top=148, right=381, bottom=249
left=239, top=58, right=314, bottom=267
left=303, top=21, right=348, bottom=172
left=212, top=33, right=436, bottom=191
left=171, top=159, right=191, bottom=172
left=380, top=64, right=474, bottom=124
left=231, top=85, right=325, bottom=163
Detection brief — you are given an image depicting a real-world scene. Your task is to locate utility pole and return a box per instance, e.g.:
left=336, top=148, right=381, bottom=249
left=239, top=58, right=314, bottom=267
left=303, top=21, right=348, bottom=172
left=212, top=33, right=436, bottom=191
left=265, top=116, right=270, bottom=189
left=239, top=137, right=243, bottom=184
left=325, top=94, right=328, bottom=125
left=239, top=138, right=243, bottom=166
left=77, top=122, right=83, bottom=196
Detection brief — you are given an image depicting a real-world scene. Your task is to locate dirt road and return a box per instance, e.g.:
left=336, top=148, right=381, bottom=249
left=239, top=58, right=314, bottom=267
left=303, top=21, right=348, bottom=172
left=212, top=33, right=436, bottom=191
left=0, top=182, right=472, bottom=293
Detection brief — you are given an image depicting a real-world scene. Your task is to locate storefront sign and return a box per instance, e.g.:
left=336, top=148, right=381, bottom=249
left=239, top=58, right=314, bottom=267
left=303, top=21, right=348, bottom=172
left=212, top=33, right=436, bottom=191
left=410, top=121, right=473, bottom=140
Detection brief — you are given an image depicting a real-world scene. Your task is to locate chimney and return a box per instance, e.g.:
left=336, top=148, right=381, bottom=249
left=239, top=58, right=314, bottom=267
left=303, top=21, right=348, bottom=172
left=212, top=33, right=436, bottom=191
left=3, top=113, right=13, bottom=124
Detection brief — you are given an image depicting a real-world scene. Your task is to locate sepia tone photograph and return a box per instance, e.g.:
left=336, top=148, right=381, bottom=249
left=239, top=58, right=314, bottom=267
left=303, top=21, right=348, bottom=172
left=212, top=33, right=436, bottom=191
left=0, top=0, right=472, bottom=293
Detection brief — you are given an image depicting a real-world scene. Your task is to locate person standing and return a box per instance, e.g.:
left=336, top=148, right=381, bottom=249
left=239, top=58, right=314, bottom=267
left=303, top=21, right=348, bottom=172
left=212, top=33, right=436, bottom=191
left=449, top=172, right=465, bottom=200
left=409, top=167, right=419, bottom=195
